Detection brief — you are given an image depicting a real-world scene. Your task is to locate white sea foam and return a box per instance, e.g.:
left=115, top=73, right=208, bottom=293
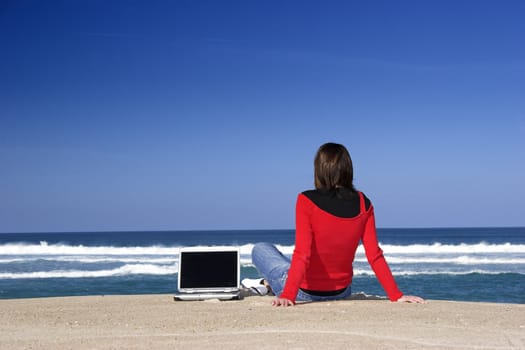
left=0, top=265, right=521, bottom=279
left=1, top=241, right=524, bottom=279
left=378, top=242, right=525, bottom=254
left=352, top=269, right=521, bottom=276
left=0, top=242, right=180, bottom=255
left=0, top=263, right=178, bottom=279
left=353, top=256, right=525, bottom=265
left=255, top=243, right=525, bottom=255
left=2, top=241, right=523, bottom=256
left=0, top=256, right=177, bottom=264
left=2, top=254, right=523, bottom=266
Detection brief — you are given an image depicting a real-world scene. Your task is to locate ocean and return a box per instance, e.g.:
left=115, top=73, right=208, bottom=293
left=0, top=227, right=524, bottom=303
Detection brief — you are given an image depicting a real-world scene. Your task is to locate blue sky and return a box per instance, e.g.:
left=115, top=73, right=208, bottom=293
left=1, top=0, right=524, bottom=232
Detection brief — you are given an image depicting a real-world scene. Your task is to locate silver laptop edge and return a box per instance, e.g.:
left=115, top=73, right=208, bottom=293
left=175, top=247, right=241, bottom=300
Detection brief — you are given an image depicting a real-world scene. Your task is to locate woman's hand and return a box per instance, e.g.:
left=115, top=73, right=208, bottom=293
left=397, top=295, right=426, bottom=304
left=271, top=297, right=294, bottom=307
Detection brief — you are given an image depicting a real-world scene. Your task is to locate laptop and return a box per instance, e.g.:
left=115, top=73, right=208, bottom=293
left=173, top=247, right=242, bottom=301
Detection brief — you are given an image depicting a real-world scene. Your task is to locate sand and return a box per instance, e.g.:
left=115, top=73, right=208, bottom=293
left=0, top=294, right=524, bottom=349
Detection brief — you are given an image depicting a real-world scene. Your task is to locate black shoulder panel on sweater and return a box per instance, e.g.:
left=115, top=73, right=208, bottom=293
left=302, top=188, right=371, bottom=218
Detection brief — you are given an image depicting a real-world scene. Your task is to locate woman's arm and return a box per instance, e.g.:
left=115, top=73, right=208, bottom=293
left=361, top=207, right=404, bottom=301
left=362, top=207, right=425, bottom=303
left=277, top=194, right=314, bottom=304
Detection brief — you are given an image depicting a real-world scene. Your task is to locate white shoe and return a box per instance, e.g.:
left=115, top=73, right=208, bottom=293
left=241, top=278, right=268, bottom=296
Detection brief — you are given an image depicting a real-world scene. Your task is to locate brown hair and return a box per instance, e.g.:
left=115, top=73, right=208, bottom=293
left=314, top=142, right=355, bottom=191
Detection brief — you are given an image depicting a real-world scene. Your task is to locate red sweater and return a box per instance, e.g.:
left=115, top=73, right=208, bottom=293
left=280, top=191, right=403, bottom=303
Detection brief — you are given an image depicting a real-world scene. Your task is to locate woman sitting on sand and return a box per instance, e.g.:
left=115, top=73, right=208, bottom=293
left=249, top=142, right=425, bottom=306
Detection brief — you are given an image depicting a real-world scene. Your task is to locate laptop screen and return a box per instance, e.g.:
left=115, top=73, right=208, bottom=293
left=179, top=249, right=239, bottom=290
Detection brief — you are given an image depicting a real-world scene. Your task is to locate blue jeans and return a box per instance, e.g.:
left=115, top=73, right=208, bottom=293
left=251, top=242, right=352, bottom=302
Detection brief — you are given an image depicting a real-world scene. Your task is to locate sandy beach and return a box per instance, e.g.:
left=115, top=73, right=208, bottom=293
left=0, top=294, right=523, bottom=349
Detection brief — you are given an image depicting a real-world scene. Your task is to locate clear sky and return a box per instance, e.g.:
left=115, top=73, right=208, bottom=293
left=1, top=0, right=524, bottom=232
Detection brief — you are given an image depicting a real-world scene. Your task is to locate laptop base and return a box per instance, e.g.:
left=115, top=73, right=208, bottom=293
left=173, top=291, right=242, bottom=301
